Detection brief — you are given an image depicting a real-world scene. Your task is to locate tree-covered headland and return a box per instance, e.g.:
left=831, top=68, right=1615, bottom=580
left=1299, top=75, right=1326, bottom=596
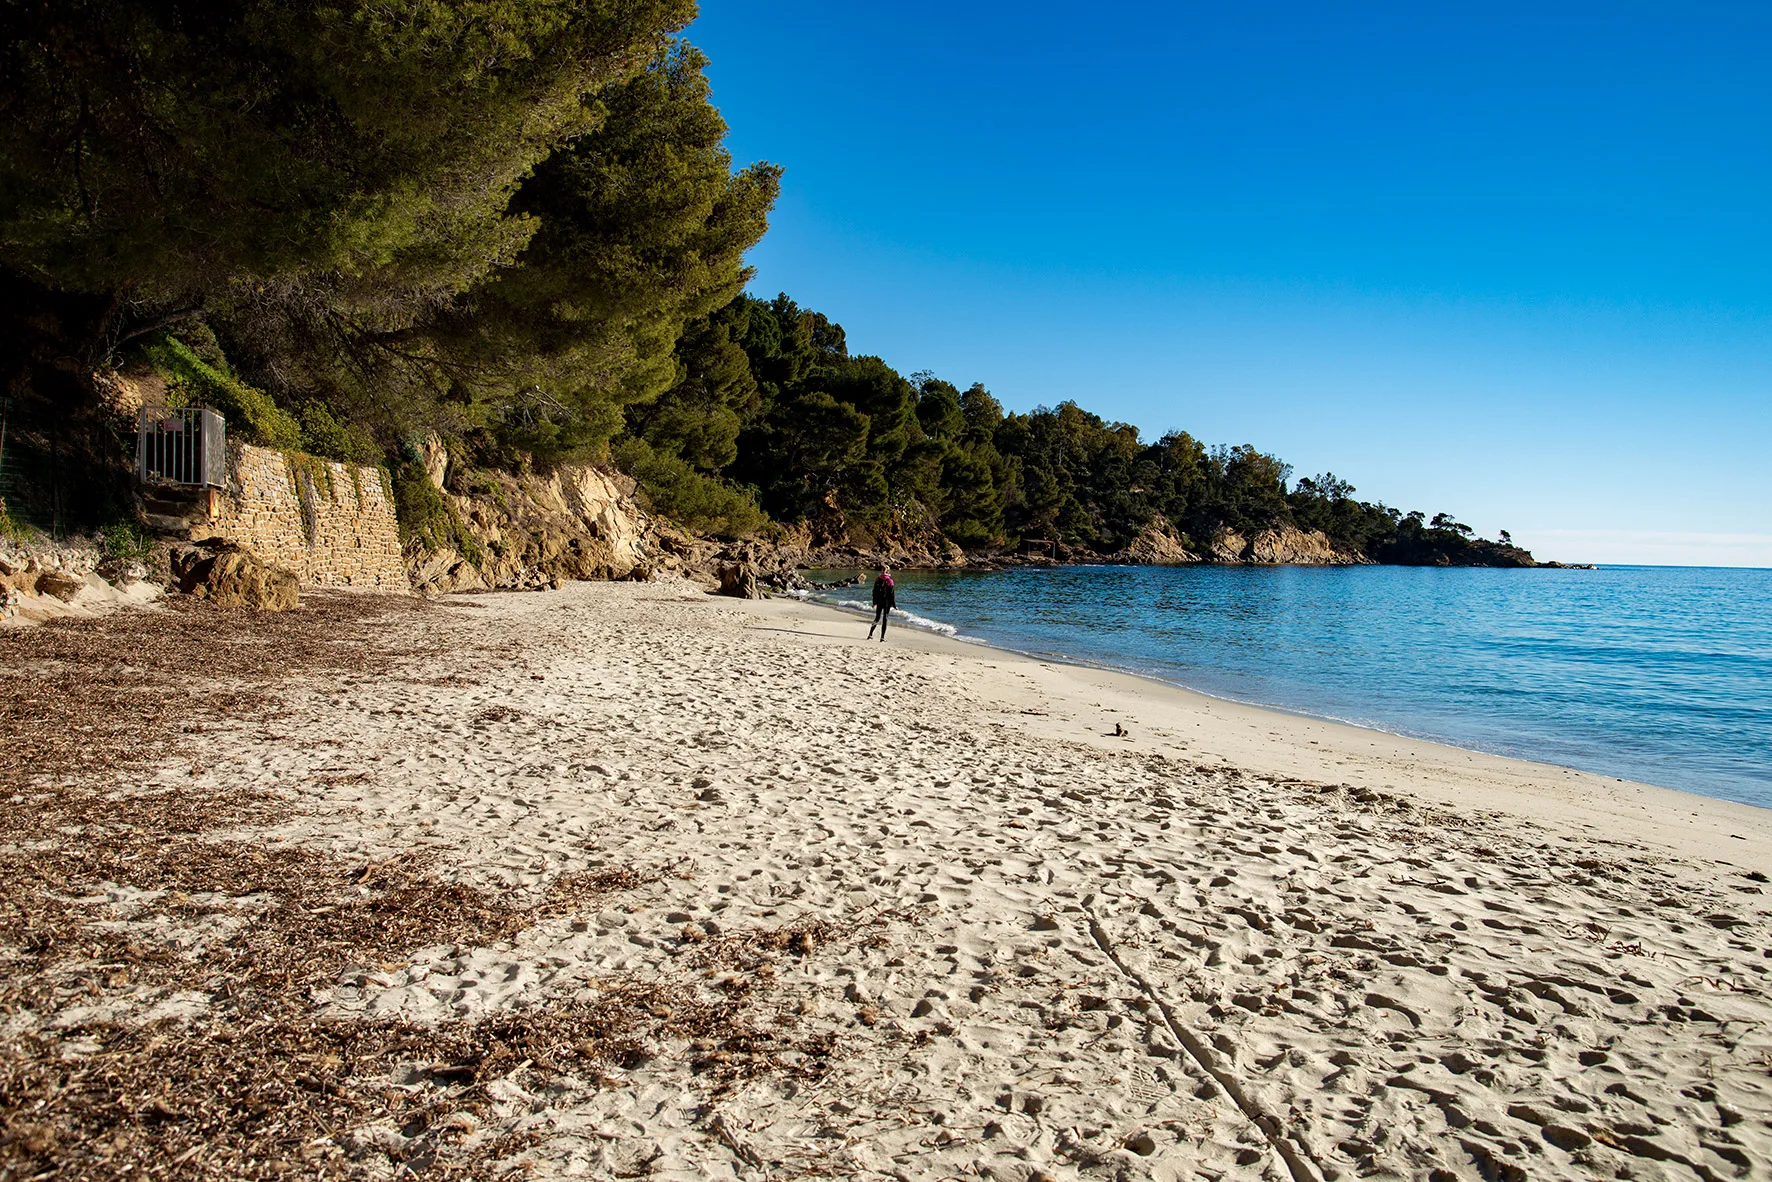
left=0, top=1, right=1533, bottom=567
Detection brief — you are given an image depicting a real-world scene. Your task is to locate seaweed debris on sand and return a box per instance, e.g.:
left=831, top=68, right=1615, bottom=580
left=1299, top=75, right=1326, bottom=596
left=3, top=581, right=1768, bottom=1180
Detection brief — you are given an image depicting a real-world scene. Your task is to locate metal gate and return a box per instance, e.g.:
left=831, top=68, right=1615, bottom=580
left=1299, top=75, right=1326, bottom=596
left=136, top=407, right=227, bottom=488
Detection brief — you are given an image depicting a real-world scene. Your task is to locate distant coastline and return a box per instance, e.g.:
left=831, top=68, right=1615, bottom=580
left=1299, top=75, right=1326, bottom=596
left=722, top=518, right=1589, bottom=585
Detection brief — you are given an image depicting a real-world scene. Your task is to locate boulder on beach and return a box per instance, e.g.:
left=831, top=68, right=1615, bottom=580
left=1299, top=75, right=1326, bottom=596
left=170, top=539, right=300, bottom=611
left=717, top=562, right=761, bottom=599
left=33, top=569, right=85, bottom=602
left=96, top=558, right=151, bottom=586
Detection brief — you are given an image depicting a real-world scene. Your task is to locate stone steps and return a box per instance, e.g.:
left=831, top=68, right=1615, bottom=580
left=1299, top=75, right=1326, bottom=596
left=137, top=485, right=209, bottom=536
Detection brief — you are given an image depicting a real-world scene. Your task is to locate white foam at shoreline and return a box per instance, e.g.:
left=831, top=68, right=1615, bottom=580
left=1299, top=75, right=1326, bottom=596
left=815, top=594, right=960, bottom=637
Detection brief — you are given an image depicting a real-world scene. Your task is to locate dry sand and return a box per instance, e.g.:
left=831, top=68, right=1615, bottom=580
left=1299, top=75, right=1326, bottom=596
left=7, top=580, right=1771, bottom=1180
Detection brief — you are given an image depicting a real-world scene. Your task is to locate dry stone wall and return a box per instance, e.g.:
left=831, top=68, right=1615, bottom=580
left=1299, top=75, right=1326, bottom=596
left=207, top=444, right=407, bottom=590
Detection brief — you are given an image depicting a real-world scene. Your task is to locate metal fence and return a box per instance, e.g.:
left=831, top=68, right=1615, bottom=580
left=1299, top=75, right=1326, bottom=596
left=136, top=406, right=227, bottom=489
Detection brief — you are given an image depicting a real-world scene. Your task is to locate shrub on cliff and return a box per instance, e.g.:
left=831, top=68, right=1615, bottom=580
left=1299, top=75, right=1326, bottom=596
left=389, top=462, right=483, bottom=567
left=141, top=335, right=302, bottom=452
left=0, top=498, right=31, bottom=545
left=612, top=438, right=766, bottom=539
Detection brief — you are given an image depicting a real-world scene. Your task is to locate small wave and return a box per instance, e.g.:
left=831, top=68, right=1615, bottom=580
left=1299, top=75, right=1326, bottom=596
left=817, top=595, right=959, bottom=637
left=893, top=607, right=959, bottom=636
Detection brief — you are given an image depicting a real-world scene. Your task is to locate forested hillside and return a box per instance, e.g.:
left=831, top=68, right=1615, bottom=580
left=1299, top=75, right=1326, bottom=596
left=0, top=0, right=1530, bottom=567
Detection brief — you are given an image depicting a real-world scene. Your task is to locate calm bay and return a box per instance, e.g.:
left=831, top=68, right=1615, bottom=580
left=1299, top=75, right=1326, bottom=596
left=816, top=564, right=1772, bottom=807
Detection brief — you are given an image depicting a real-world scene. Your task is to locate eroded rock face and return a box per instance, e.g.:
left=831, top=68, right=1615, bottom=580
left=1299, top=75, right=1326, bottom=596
left=407, top=549, right=489, bottom=595
left=0, top=540, right=102, bottom=584
left=408, top=465, right=654, bottom=594
left=1111, top=517, right=1200, bottom=565
left=418, top=432, right=450, bottom=492
left=0, top=537, right=165, bottom=624
left=96, top=559, right=151, bottom=586
left=170, top=540, right=300, bottom=611
left=1204, top=526, right=1361, bottom=565
left=717, top=563, right=761, bottom=599
left=1246, top=526, right=1358, bottom=565
left=1208, top=529, right=1250, bottom=563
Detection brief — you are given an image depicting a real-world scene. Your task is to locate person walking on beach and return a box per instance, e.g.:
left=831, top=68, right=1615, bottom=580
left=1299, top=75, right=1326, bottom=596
left=867, top=567, right=896, bottom=641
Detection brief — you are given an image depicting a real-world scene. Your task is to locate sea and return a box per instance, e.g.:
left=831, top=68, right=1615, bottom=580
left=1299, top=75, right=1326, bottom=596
left=809, top=564, right=1772, bottom=809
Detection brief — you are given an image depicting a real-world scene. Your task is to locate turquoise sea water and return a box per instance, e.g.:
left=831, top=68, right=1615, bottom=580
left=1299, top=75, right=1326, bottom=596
left=812, top=565, right=1772, bottom=808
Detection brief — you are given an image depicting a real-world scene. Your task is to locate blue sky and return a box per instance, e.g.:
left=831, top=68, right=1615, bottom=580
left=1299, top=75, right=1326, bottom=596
left=687, top=2, right=1771, bottom=566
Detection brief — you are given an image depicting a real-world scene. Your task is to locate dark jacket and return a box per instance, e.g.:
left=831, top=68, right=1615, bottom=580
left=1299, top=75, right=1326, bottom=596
left=871, top=576, right=896, bottom=610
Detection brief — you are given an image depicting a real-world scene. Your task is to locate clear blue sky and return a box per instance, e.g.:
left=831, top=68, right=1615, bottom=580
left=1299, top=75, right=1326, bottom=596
left=687, top=1, right=1771, bottom=566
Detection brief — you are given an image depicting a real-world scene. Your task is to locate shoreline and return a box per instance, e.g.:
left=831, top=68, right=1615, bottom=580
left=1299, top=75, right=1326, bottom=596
left=809, top=587, right=1598, bottom=763
left=774, top=591, right=1772, bottom=871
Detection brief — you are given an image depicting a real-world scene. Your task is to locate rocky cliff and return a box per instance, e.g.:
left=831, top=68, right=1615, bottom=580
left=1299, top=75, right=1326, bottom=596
left=407, top=460, right=659, bottom=594
left=1101, top=522, right=1362, bottom=566
left=1108, top=517, right=1200, bottom=565
left=396, top=446, right=1533, bottom=593
left=1207, top=526, right=1364, bottom=566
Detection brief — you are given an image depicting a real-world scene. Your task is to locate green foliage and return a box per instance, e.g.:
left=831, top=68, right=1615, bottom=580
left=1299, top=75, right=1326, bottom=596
left=612, top=437, right=766, bottom=538
left=1207, top=445, right=1294, bottom=537
left=142, top=335, right=302, bottom=450
left=137, top=329, right=382, bottom=462
left=0, top=0, right=695, bottom=313
left=1, top=3, right=750, bottom=513
left=637, top=289, right=1523, bottom=564
left=284, top=453, right=337, bottom=506
left=914, top=375, right=965, bottom=442
left=935, top=444, right=1004, bottom=549
left=0, top=497, right=33, bottom=544
left=741, top=389, right=872, bottom=519
left=626, top=299, right=758, bottom=472
left=430, top=41, right=780, bottom=467
left=100, top=520, right=154, bottom=562
left=389, top=461, right=483, bottom=565
left=297, top=403, right=379, bottom=465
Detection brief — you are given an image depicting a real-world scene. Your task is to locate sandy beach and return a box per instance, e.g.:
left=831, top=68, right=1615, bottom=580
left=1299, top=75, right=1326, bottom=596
left=4, top=580, right=1769, bottom=1181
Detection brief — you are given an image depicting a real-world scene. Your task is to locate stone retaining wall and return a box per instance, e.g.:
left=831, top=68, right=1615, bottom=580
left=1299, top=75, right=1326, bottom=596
left=208, top=444, right=407, bottom=589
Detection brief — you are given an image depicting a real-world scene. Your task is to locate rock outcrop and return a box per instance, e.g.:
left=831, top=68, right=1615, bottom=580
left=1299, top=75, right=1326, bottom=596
left=1205, top=526, right=1362, bottom=565
left=33, top=569, right=85, bottom=602
left=1110, top=517, right=1200, bottom=565
left=96, top=559, right=151, bottom=586
left=170, top=539, right=300, bottom=610
left=1207, top=529, right=1249, bottom=563
left=717, top=562, right=762, bottom=599
left=401, top=459, right=958, bottom=597
left=2, top=542, right=98, bottom=607
left=0, top=540, right=102, bottom=585
left=1246, top=526, right=1360, bottom=565
left=1, top=538, right=165, bottom=624
left=407, top=463, right=655, bottom=594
